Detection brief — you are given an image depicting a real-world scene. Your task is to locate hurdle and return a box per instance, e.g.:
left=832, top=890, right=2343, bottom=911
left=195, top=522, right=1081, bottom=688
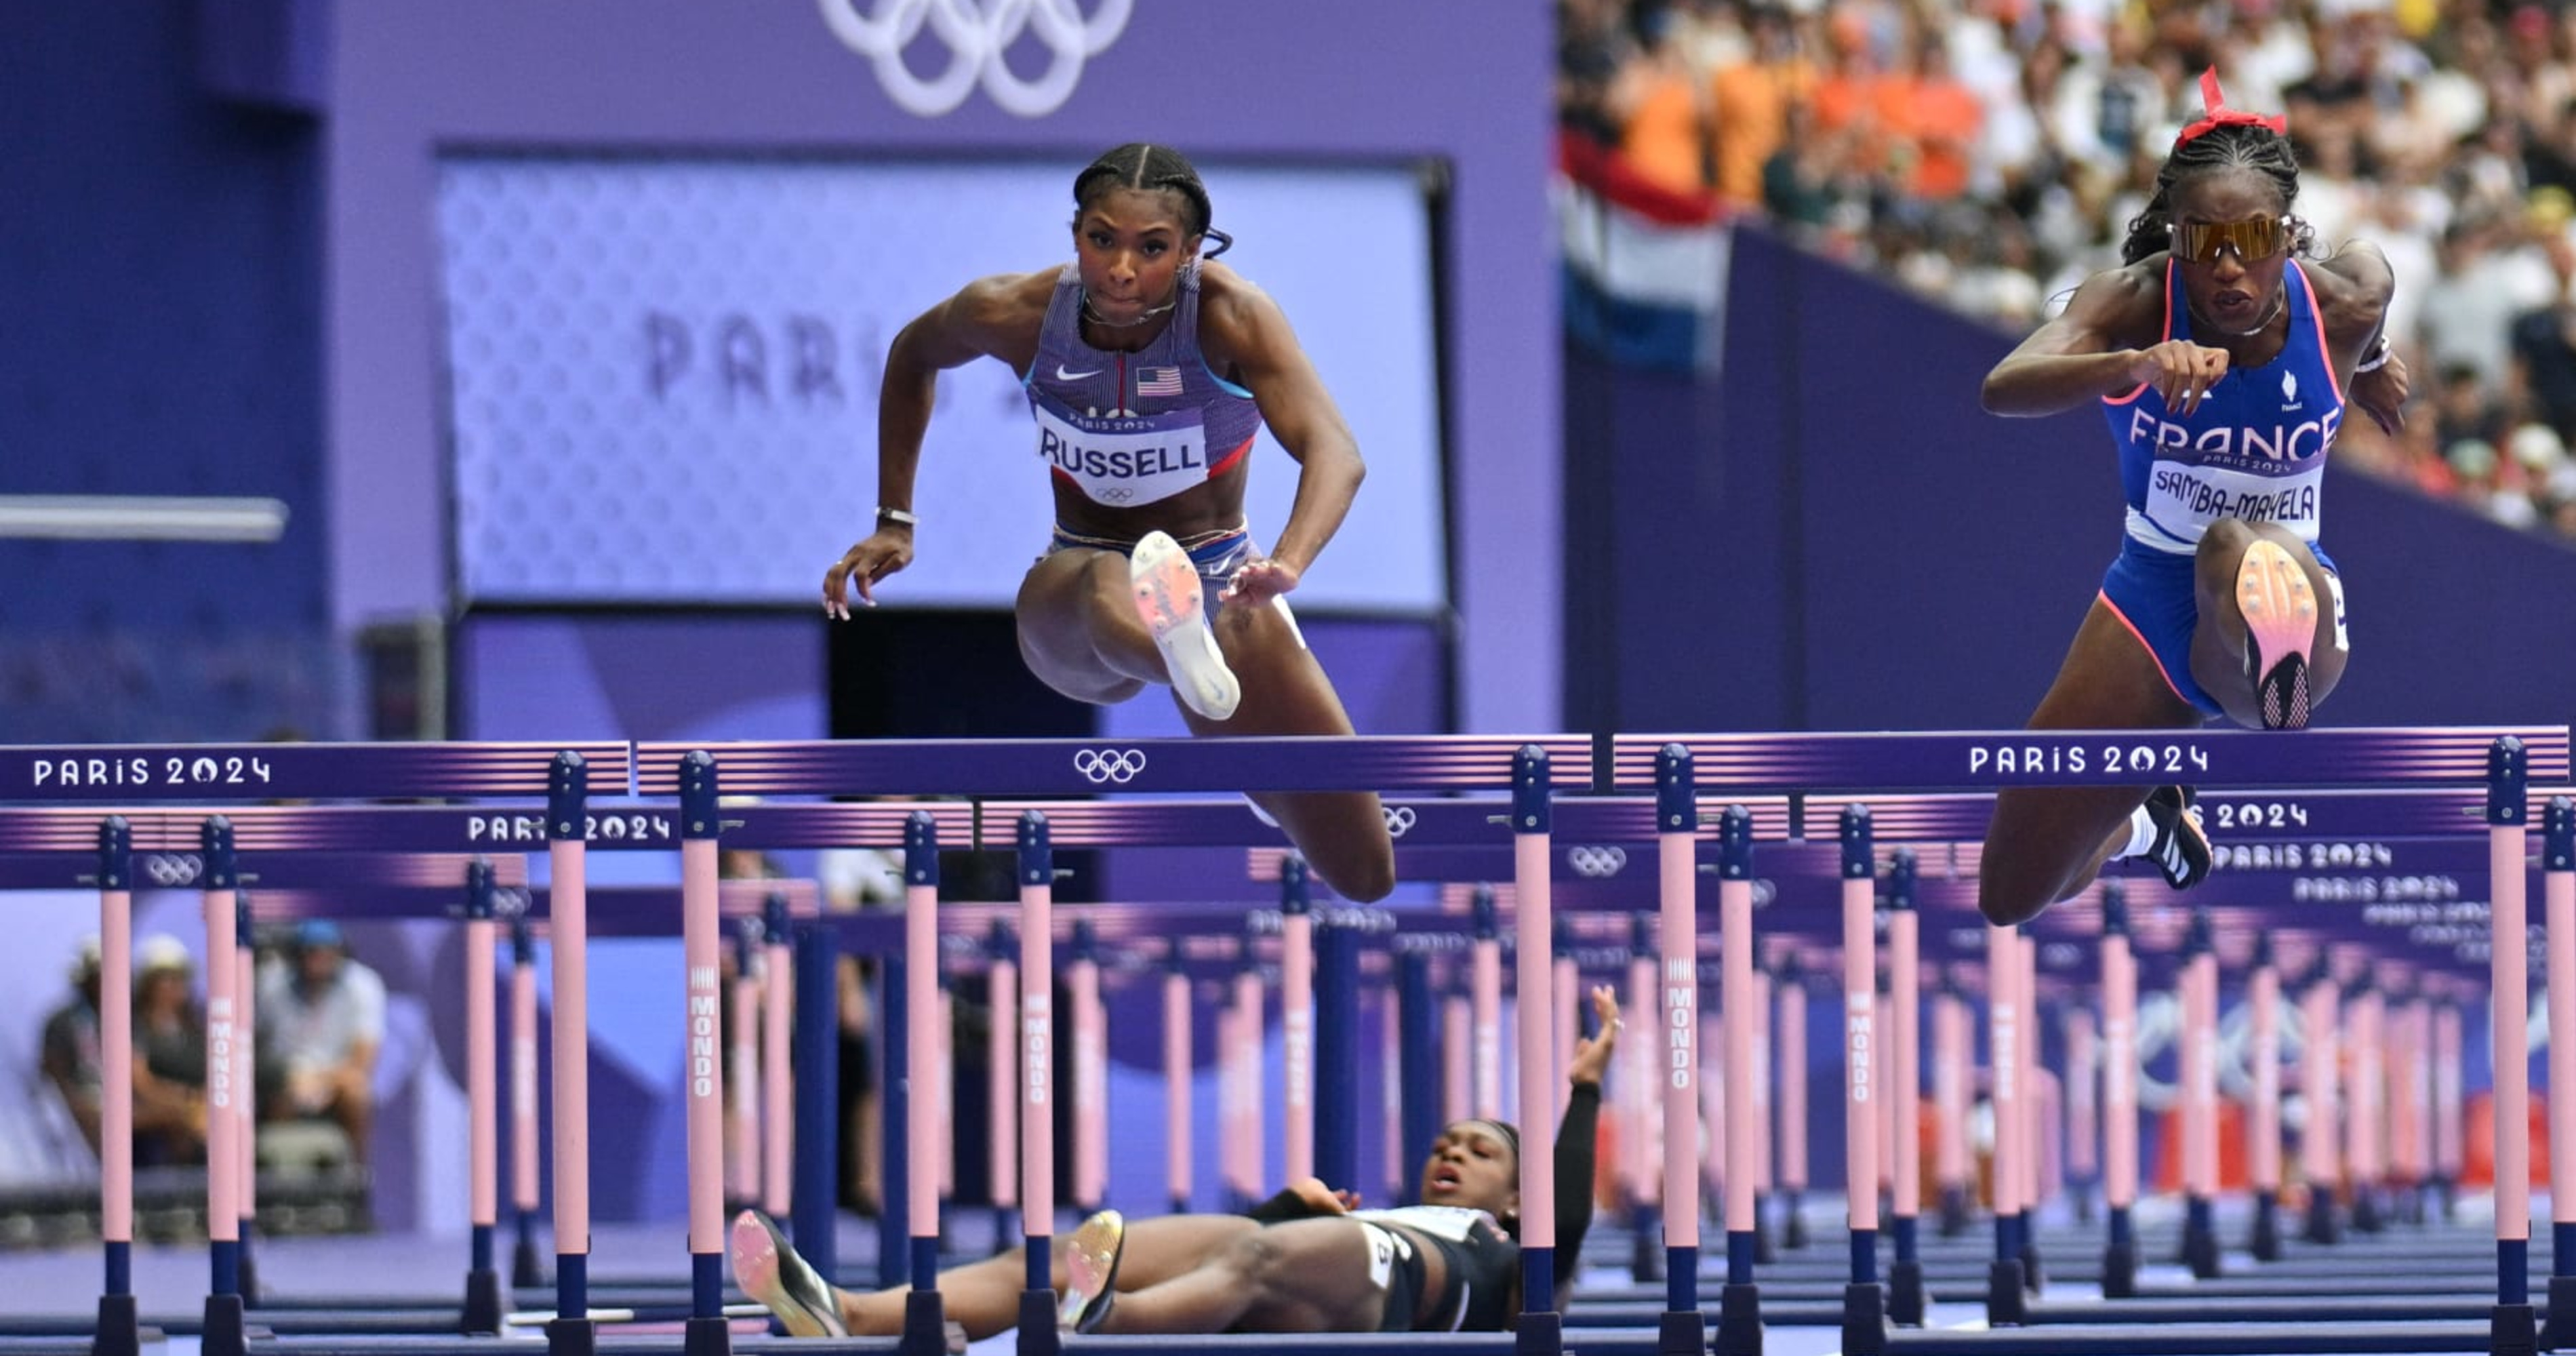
left=1610, top=724, right=2570, bottom=1356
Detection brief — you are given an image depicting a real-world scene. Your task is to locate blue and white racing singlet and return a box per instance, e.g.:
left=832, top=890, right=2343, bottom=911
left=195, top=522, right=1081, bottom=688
left=2101, top=260, right=2346, bottom=553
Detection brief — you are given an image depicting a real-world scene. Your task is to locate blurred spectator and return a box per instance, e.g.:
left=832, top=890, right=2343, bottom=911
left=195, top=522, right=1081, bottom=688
left=257, top=920, right=385, bottom=1163
left=1558, top=0, right=2576, bottom=544
left=1613, top=6, right=1720, bottom=195
left=39, top=938, right=104, bottom=1156
left=1711, top=5, right=1814, bottom=206
left=131, top=936, right=207, bottom=1167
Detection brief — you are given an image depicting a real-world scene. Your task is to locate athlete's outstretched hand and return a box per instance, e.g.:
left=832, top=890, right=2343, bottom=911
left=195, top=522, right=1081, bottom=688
left=2349, top=349, right=2411, bottom=435
left=1220, top=556, right=1301, bottom=605
left=2131, top=340, right=2232, bottom=417
left=1287, top=1176, right=1361, bottom=1215
left=1565, top=984, right=1622, bottom=1088
left=824, top=528, right=914, bottom=619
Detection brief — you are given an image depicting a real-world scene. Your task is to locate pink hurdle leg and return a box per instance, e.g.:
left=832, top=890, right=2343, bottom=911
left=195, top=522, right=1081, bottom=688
left=1472, top=928, right=1502, bottom=1121
left=552, top=813, right=594, bottom=1317
left=466, top=900, right=500, bottom=1323
left=1655, top=802, right=1702, bottom=1322
left=1282, top=906, right=1314, bottom=1184
left=1235, top=965, right=1266, bottom=1202
left=234, top=911, right=257, bottom=1297
left=1778, top=968, right=1808, bottom=1241
left=1936, top=991, right=1969, bottom=1230
left=728, top=970, right=759, bottom=1205
left=2180, top=915, right=2219, bottom=1277
left=100, top=853, right=134, bottom=1302
left=2550, top=807, right=2576, bottom=1279
left=1443, top=990, right=1471, bottom=1128
left=1068, top=952, right=1105, bottom=1210
left=2493, top=800, right=2533, bottom=1311
left=1889, top=864, right=1925, bottom=1324
left=510, top=926, right=541, bottom=1283
left=1988, top=921, right=2023, bottom=1318
left=763, top=936, right=792, bottom=1218
left=678, top=812, right=725, bottom=1321
left=1725, top=883, right=1757, bottom=1269
left=2249, top=944, right=2282, bottom=1258
left=1510, top=759, right=1560, bottom=1332
left=1837, top=815, right=1879, bottom=1285
left=2068, top=1008, right=2098, bottom=1214
left=201, top=857, right=240, bottom=1296
left=1165, top=964, right=1192, bottom=1214
left=2102, top=892, right=2140, bottom=1293
left=1021, top=865, right=1055, bottom=1267
left=1627, top=949, right=1658, bottom=1222
left=988, top=957, right=1018, bottom=1218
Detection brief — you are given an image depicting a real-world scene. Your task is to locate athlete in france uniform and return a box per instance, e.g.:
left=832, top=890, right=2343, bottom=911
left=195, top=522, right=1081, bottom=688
left=1970, top=73, right=2408, bottom=930
left=820, top=142, right=1396, bottom=904
left=2099, top=256, right=2349, bottom=718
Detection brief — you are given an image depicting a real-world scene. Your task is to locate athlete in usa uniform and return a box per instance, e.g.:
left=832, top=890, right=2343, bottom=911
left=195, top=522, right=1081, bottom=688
left=1973, top=73, right=2410, bottom=927
left=822, top=144, right=1396, bottom=903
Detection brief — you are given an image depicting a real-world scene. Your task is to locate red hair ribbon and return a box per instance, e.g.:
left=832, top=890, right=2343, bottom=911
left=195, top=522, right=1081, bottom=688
left=2175, top=68, right=2287, bottom=146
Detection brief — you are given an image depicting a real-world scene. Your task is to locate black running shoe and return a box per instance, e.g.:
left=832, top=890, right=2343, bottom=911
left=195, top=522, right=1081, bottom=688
left=2145, top=786, right=2213, bottom=890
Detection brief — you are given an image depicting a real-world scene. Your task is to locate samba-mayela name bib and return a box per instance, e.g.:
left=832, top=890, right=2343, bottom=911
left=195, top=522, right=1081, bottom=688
left=1032, top=391, right=1213, bottom=507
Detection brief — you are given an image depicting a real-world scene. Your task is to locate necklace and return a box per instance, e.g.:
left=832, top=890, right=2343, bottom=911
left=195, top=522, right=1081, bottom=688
left=1081, top=292, right=1177, bottom=329
left=2202, top=284, right=2288, bottom=338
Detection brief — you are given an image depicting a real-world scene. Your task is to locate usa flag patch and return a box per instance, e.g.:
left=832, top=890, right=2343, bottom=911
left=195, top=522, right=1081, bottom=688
left=1136, top=366, right=1184, bottom=397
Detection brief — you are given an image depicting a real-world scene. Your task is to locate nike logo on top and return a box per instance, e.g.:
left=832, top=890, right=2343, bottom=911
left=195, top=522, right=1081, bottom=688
left=1056, top=365, right=1102, bottom=380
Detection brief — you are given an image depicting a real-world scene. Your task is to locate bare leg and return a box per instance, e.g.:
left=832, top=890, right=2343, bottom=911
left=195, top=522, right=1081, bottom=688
left=1014, top=549, right=1156, bottom=702
left=1095, top=1217, right=1391, bottom=1334
left=1977, top=599, right=2203, bottom=926
left=1178, top=598, right=1395, bottom=902
left=837, top=1214, right=1265, bottom=1338
left=2186, top=520, right=2347, bottom=730
left=1013, top=549, right=1396, bottom=902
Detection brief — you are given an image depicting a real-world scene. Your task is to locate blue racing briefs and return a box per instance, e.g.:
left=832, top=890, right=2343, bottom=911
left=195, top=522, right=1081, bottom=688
left=2099, top=538, right=2339, bottom=719
left=1046, top=524, right=1255, bottom=595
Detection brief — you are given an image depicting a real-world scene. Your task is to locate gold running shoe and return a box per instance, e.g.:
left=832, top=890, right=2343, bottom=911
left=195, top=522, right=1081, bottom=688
left=1056, top=1209, right=1127, bottom=1334
left=729, top=1209, right=849, bottom=1337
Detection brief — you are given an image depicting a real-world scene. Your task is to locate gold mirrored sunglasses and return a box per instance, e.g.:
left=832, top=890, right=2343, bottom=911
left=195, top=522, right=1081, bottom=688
left=2171, top=216, right=2291, bottom=265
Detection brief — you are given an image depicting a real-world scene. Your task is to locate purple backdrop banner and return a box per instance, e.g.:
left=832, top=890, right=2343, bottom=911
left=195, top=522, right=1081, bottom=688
left=298, top=0, right=1558, bottom=731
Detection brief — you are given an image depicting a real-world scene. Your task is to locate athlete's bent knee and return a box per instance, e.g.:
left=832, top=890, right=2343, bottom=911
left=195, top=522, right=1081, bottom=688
left=1977, top=890, right=2047, bottom=930
left=1323, top=853, right=1396, bottom=905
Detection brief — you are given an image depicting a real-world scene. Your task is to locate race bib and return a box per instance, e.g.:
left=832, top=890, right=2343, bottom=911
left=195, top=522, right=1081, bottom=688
left=1031, top=392, right=1212, bottom=509
left=2132, top=462, right=2325, bottom=549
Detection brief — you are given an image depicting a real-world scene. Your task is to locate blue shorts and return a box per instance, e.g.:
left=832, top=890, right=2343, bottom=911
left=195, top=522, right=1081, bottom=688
left=1045, top=523, right=1255, bottom=597
left=2099, top=537, right=2341, bottom=717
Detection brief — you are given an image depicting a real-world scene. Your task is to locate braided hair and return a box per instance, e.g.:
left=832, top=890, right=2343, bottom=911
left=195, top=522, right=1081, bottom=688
left=2118, top=121, right=2306, bottom=265
left=1072, top=142, right=1234, bottom=258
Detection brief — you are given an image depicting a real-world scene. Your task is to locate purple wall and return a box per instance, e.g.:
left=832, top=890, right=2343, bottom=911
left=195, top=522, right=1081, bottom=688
left=301, top=1, right=1561, bottom=733
left=1574, top=226, right=2576, bottom=733
left=0, top=3, right=328, bottom=743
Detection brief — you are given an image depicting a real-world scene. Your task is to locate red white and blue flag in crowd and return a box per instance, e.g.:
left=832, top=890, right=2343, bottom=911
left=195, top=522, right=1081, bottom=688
left=1556, top=130, right=1730, bottom=374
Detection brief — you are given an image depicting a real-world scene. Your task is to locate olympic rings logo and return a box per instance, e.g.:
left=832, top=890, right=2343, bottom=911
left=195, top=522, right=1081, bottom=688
left=142, top=854, right=203, bottom=888
left=816, top=0, right=1133, bottom=119
left=1072, top=746, right=1148, bottom=784
left=1382, top=805, right=1417, bottom=838
left=1566, top=845, right=1628, bottom=879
